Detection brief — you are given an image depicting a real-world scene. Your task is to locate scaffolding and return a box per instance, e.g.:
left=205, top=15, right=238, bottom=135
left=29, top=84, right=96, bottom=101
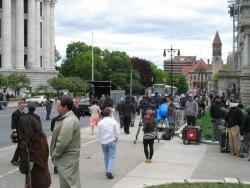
left=228, top=0, right=239, bottom=69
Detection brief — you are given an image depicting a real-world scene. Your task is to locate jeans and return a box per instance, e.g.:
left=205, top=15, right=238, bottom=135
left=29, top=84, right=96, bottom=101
left=101, top=141, right=116, bottom=173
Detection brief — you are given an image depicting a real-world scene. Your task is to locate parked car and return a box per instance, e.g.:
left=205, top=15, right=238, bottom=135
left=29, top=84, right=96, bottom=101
left=26, top=95, right=47, bottom=106
left=0, top=100, right=7, bottom=110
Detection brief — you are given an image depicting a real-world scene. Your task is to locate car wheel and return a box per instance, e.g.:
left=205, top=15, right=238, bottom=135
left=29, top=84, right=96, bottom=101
left=40, top=102, right=44, bottom=106
left=0, top=104, right=4, bottom=110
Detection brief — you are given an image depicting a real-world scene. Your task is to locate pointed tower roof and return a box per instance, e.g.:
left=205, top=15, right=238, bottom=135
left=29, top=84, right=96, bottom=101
left=213, top=31, right=222, bottom=45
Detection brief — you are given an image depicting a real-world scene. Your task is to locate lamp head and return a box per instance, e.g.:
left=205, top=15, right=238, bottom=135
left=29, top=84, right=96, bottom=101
left=163, top=49, right=166, bottom=57
left=177, top=49, right=180, bottom=56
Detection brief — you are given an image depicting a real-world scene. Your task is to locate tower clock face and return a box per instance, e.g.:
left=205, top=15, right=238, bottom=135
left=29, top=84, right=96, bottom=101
left=213, top=46, right=221, bottom=56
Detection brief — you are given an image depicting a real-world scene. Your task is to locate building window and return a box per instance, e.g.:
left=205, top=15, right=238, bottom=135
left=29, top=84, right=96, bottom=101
left=40, top=2, right=43, bottom=17
left=0, top=0, right=2, bottom=9
left=24, top=20, right=28, bottom=47
left=0, top=55, right=2, bottom=68
left=190, top=75, right=192, bottom=80
left=40, top=56, right=43, bottom=67
left=24, top=55, right=28, bottom=68
left=24, top=0, right=28, bottom=14
left=194, top=76, right=196, bottom=80
left=40, top=22, right=42, bottom=48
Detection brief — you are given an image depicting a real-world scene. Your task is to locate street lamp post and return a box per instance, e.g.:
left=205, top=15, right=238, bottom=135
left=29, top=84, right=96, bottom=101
left=163, top=45, right=180, bottom=97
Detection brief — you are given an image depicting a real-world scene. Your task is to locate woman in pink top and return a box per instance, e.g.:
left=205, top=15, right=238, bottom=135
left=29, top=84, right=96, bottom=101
left=89, top=100, right=101, bottom=135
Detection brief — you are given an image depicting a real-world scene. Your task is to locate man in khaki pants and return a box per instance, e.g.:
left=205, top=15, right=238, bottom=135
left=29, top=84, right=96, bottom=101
left=226, top=103, right=244, bottom=156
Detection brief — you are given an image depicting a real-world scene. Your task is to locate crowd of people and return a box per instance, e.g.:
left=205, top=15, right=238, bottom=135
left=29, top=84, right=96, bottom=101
left=8, top=91, right=250, bottom=188
left=210, top=94, right=250, bottom=159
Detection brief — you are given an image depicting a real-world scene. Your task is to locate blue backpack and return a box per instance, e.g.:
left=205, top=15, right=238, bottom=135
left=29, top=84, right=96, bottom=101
left=156, top=103, right=168, bottom=121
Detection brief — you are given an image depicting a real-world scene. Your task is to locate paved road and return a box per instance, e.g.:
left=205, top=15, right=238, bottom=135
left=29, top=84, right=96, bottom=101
left=1, top=108, right=250, bottom=188
left=0, top=118, right=164, bottom=188
left=0, top=106, right=89, bottom=148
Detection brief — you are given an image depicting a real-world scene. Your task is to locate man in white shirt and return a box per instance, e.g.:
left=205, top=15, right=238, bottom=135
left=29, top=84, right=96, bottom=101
left=97, top=107, right=120, bottom=179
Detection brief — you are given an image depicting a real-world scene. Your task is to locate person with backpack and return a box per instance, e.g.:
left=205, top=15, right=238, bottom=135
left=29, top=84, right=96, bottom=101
left=122, top=96, right=135, bottom=134
left=143, top=110, right=156, bottom=163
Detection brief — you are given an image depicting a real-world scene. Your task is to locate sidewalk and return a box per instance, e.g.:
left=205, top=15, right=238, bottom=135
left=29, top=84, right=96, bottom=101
left=113, top=125, right=207, bottom=188
left=113, top=118, right=250, bottom=188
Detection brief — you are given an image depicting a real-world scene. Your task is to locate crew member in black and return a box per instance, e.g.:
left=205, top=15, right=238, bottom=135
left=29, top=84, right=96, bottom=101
left=10, top=101, right=25, bottom=166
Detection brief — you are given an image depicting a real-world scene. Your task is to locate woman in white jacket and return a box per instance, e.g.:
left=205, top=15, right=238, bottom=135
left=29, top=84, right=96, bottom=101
left=97, top=107, right=120, bottom=179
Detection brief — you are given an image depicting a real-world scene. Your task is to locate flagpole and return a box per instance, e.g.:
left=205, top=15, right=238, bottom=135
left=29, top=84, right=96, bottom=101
left=91, top=32, right=94, bottom=81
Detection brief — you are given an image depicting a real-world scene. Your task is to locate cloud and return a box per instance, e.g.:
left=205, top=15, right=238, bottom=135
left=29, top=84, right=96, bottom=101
left=55, top=0, right=233, bottom=68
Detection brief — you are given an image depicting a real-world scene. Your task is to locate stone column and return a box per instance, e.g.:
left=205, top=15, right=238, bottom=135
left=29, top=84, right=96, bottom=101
left=28, top=0, right=36, bottom=69
left=50, top=1, right=56, bottom=69
left=16, top=0, right=25, bottom=69
left=35, top=0, right=41, bottom=69
left=43, top=0, right=51, bottom=69
left=2, top=0, right=12, bottom=69
left=240, top=35, right=250, bottom=106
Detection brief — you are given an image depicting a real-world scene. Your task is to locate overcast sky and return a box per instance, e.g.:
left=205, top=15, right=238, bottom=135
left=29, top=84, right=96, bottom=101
left=55, top=0, right=233, bottom=68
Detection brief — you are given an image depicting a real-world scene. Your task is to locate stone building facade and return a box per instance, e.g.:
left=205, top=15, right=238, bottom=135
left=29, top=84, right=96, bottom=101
left=0, top=0, right=58, bottom=90
left=218, top=0, right=250, bottom=106
left=238, top=0, right=250, bottom=106
left=182, top=59, right=212, bottom=94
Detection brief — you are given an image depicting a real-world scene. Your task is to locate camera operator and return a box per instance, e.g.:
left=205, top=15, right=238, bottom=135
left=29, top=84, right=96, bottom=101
left=139, top=96, right=149, bottom=120
left=10, top=100, right=25, bottom=166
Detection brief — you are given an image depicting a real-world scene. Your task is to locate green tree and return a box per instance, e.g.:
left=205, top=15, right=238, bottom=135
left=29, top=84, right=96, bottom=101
left=47, top=76, right=66, bottom=94
left=104, top=51, right=132, bottom=89
left=66, top=77, right=85, bottom=96
left=75, top=50, right=105, bottom=81
left=172, top=74, right=188, bottom=94
left=0, top=74, right=8, bottom=90
left=48, top=76, right=85, bottom=96
left=7, top=73, right=30, bottom=95
left=148, top=62, right=169, bottom=85
left=55, top=48, right=62, bottom=63
left=60, top=42, right=89, bottom=76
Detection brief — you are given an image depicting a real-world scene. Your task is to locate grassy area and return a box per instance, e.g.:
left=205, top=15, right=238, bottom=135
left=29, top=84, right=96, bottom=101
left=147, top=183, right=250, bottom=188
left=196, top=106, right=213, bottom=140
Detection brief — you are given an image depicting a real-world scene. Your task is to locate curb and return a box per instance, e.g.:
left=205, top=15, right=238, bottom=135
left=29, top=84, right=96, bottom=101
left=152, top=178, right=250, bottom=185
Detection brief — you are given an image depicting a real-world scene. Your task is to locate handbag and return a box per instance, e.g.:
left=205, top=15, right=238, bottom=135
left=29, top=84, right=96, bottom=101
left=24, top=144, right=32, bottom=188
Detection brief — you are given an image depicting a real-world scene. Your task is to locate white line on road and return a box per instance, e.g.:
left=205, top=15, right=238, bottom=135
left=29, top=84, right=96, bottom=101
left=0, top=139, right=99, bottom=179
left=0, top=114, right=10, bottom=117
left=81, top=139, right=99, bottom=147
